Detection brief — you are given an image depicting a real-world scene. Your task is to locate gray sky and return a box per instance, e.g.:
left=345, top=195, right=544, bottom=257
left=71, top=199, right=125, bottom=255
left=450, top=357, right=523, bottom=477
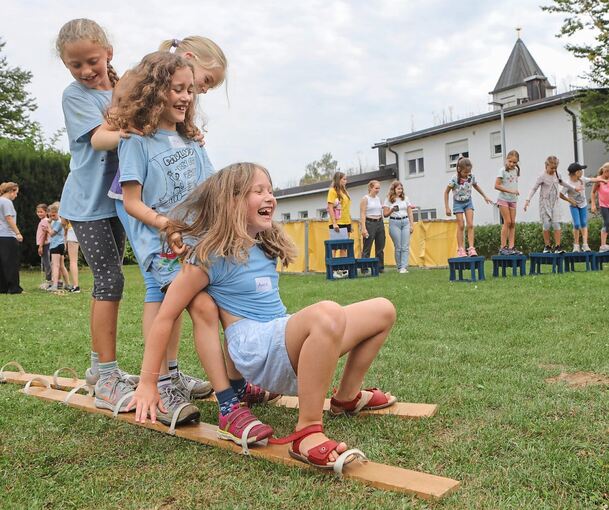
left=0, top=0, right=591, bottom=188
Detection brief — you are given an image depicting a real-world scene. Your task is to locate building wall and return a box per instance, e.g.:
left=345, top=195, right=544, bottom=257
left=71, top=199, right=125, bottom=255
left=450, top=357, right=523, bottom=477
left=385, top=101, right=608, bottom=225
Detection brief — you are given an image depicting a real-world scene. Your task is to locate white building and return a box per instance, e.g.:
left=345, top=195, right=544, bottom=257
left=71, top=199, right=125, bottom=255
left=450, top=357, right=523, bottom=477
left=373, top=38, right=609, bottom=225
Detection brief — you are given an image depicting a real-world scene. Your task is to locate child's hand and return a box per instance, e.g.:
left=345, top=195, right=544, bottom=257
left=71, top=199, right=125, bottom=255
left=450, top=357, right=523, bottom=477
left=194, top=131, right=206, bottom=147
left=484, top=197, right=493, bottom=205
left=570, top=199, right=578, bottom=207
left=119, top=126, right=144, bottom=139
left=168, top=232, right=187, bottom=255
left=591, top=205, right=598, bottom=214
left=524, top=200, right=529, bottom=212
left=445, top=208, right=452, bottom=216
left=126, top=382, right=166, bottom=424
left=37, top=246, right=43, bottom=256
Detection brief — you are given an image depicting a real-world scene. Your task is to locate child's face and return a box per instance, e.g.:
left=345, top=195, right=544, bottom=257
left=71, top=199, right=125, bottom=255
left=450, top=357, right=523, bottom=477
left=369, top=183, right=381, bottom=196
left=458, top=166, right=471, bottom=178
left=340, top=175, right=348, bottom=187
left=159, top=66, right=194, bottom=131
left=192, top=64, right=224, bottom=95
left=602, top=167, right=609, bottom=179
left=506, top=156, right=519, bottom=170
left=36, top=208, right=47, bottom=219
left=61, top=39, right=113, bottom=90
left=49, top=211, right=59, bottom=220
left=573, top=169, right=583, bottom=179
left=395, top=184, right=403, bottom=196
left=246, top=168, right=276, bottom=237
left=545, top=163, right=557, bottom=175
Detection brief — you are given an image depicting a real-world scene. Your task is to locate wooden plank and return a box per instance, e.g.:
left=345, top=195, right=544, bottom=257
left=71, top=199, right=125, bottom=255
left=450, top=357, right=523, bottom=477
left=0, top=371, right=437, bottom=419
left=18, top=386, right=459, bottom=500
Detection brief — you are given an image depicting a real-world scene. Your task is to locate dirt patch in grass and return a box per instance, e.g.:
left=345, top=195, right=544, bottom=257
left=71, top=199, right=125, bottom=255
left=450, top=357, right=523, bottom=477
left=545, top=371, right=609, bottom=388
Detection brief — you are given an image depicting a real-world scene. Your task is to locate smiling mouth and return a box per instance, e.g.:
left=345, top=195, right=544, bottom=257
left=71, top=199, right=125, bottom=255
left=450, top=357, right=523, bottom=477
left=174, top=104, right=188, bottom=113
left=258, top=207, right=273, bottom=217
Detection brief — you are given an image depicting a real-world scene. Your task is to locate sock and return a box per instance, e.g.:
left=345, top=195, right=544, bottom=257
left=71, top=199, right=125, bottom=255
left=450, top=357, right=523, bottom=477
left=216, top=387, right=240, bottom=416
left=90, top=352, right=99, bottom=374
left=230, top=378, right=247, bottom=401
left=157, top=374, right=172, bottom=388
left=98, top=360, right=118, bottom=379
left=168, top=360, right=179, bottom=377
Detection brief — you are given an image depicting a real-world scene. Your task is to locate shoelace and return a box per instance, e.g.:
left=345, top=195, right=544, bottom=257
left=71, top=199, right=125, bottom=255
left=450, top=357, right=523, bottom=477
left=159, top=385, right=187, bottom=409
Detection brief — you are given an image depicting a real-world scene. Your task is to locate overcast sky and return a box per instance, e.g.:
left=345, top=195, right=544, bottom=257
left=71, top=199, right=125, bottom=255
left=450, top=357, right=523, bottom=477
left=0, top=0, right=592, bottom=188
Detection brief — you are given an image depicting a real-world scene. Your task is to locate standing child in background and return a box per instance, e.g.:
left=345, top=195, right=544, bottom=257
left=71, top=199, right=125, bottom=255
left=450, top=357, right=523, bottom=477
left=524, top=156, right=570, bottom=253
left=327, top=172, right=352, bottom=278
left=56, top=19, right=137, bottom=406
left=129, top=163, right=396, bottom=470
left=591, top=162, right=609, bottom=252
left=64, top=220, right=80, bottom=293
left=560, top=162, right=607, bottom=252
left=35, top=203, right=52, bottom=289
left=495, top=150, right=522, bottom=255
left=383, top=180, right=414, bottom=273
left=46, top=203, right=71, bottom=292
left=107, top=51, right=219, bottom=424
left=360, top=180, right=385, bottom=273
left=444, top=156, right=493, bottom=257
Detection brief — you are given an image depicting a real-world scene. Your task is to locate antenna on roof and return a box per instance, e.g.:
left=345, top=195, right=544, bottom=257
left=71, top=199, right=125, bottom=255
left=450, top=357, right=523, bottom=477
left=516, top=26, right=522, bottom=39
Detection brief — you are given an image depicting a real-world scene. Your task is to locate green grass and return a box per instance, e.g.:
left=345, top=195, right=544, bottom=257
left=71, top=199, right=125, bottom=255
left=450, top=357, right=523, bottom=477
left=1, top=264, right=609, bottom=509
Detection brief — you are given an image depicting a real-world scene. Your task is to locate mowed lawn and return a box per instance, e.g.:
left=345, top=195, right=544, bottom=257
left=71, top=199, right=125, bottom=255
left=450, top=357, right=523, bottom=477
left=1, top=263, right=609, bottom=509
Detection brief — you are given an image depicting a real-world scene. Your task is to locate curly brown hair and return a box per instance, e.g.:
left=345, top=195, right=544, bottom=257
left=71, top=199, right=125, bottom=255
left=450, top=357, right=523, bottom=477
left=106, top=51, right=198, bottom=138
left=166, top=162, right=297, bottom=268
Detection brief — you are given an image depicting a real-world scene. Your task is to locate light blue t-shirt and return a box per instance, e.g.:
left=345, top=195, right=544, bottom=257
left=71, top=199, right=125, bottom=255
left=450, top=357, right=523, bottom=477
left=59, top=81, right=118, bottom=221
left=118, top=130, right=214, bottom=270
left=497, top=166, right=519, bottom=202
left=0, top=197, right=16, bottom=238
left=48, top=219, right=64, bottom=249
left=193, top=244, right=287, bottom=322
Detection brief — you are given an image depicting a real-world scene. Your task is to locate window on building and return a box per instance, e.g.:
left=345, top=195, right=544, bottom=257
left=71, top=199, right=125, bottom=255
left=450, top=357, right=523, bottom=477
left=412, top=208, right=437, bottom=222
left=446, top=139, right=469, bottom=172
left=405, top=149, right=424, bottom=176
left=298, top=210, right=308, bottom=219
left=281, top=213, right=291, bottom=221
left=490, top=131, right=502, bottom=158
left=317, top=208, right=329, bottom=220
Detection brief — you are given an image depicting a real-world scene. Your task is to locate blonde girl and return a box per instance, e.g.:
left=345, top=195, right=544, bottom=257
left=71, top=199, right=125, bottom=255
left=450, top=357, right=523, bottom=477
left=360, top=180, right=385, bottom=272
left=46, top=202, right=71, bottom=292
left=56, top=18, right=137, bottom=408
left=495, top=149, right=521, bottom=255
left=383, top=180, right=414, bottom=273
left=444, top=156, right=493, bottom=257
left=35, top=203, right=52, bottom=287
left=591, top=163, right=609, bottom=252
left=327, top=171, right=351, bottom=278
left=129, top=163, right=397, bottom=470
left=64, top=220, right=80, bottom=292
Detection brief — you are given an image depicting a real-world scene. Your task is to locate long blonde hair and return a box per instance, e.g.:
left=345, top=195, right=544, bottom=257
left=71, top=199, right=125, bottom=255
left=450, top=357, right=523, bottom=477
left=387, top=180, right=405, bottom=203
left=0, top=182, right=18, bottom=195
left=55, top=18, right=119, bottom=87
left=106, top=52, right=198, bottom=139
left=167, top=163, right=297, bottom=267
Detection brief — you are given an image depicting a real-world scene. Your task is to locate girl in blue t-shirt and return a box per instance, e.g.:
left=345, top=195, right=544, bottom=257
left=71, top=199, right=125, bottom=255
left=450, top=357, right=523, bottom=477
left=444, top=156, right=493, bottom=257
left=56, top=19, right=137, bottom=408
left=129, top=163, right=398, bottom=473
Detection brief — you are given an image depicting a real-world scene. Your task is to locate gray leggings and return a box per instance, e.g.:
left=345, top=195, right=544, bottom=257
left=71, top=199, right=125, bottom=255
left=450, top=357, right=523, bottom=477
left=601, top=207, right=609, bottom=234
left=71, top=217, right=125, bottom=301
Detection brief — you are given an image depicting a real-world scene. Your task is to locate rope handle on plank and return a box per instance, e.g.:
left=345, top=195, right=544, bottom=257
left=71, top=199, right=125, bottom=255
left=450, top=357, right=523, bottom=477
left=332, top=448, right=368, bottom=476
left=62, top=382, right=93, bottom=404
left=52, top=367, right=80, bottom=388
left=24, top=376, right=52, bottom=393
left=0, top=361, right=26, bottom=382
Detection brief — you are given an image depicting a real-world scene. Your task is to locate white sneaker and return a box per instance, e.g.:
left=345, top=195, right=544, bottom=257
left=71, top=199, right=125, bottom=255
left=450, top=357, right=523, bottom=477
left=572, top=244, right=580, bottom=253
left=46, top=284, right=58, bottom=292
left=399, top=268, right=408, bottom=274
left=39, top=281, right=52, bottom=290
left=599, top=244, right=609, bottom=253
left=332, top=270, right=345, bottom=279
left=582, top=244, right=591, bottom=252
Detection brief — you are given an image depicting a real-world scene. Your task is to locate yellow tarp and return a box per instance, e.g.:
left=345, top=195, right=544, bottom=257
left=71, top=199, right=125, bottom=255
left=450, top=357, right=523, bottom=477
left=278, top=219, right=458, bottom=272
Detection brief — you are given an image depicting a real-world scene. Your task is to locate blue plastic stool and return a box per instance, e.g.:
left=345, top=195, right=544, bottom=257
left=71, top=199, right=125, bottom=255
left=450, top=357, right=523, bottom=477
left=592, top=251, right=609, bottom=270
left=355, top=257, right=380, bottom=276
left=448, top=256, right=485, bottom=282
left=491, top=255, right=527, bottom=277
left=529, top=252, right=564, bottom=274
left=563, top=252, right=595, bottom=272
left=324, top=240, right=356, bottom=280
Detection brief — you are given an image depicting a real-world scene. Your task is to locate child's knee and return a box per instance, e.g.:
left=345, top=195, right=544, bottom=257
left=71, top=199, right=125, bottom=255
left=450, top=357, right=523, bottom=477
left=93, top=270, right=124, bottom=300
left=188, top=292, right=219, bottom=325
left=375, top=297, right=396, bottom=326
left=312, top=300, right=346, bottom=339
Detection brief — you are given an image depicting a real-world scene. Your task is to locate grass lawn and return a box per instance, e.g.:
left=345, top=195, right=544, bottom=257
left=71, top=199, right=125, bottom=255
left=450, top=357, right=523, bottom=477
left=1, top=263, right=609, bottom=509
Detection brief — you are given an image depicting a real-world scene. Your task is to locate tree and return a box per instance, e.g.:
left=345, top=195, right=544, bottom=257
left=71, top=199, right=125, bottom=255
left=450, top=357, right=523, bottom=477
left=542, top=1, right=609, bottom=147
left=0, top=39, right=41, bottom=141
left=299, top=152, right=339, bottom=185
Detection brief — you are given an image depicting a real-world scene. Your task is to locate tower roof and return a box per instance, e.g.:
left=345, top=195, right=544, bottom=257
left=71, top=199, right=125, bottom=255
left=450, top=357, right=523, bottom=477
left=492, top=38, right=549, bottom=93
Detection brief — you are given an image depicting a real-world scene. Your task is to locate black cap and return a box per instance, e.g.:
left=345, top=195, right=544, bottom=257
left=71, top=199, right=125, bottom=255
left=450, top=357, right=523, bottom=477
left=567, top=162, right=587, bottom=173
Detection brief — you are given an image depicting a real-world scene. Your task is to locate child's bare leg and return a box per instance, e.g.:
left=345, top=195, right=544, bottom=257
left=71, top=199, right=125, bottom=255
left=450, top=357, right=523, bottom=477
left=186, top=292, right=230, bottom=390
left=573, top=228, right=580, bottom=245
left=499, top=206, right=510, bottom=247
left=554, top=228, right=562, bottom=246
left=51, top=254, right=60, bottom=286
left=465, top=209, right=475, bottom=248
left=67, top=242, right=79, bottom=287
left=508, top=208, right=517, bottom=248
left=91, top=300, right=119, bottom=362
left=332, top=298, right=396, bottom=400
left=284, top=301, right=348, bottom=461
left=543, top=230, right=550, bottom=246
left=60, top=256, right=70, bottom=286
left=456, top=213, right=465, bottom=249
left=581, top=227, right=589, bottom=245
left=142, top=301, right=173, bottom=375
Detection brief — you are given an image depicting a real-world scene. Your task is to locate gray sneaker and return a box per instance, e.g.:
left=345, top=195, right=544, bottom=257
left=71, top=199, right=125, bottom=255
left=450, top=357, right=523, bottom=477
left=94, top=371, right=136, bottom=413
left=172, top=370, right=213, bottom=400
left=86, top=367, right=140, bottom=388
left=156, top=384, right=200, bottom=426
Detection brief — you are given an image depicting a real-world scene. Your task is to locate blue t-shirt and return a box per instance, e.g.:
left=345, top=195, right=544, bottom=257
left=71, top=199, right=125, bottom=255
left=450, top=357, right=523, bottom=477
left=49, top=219, right=64, bottom=249
left=118, top=130, right=214, bottom=270
left=59, top=81, right=118, bottom=221
left=193, top=245, right=287, bottom=322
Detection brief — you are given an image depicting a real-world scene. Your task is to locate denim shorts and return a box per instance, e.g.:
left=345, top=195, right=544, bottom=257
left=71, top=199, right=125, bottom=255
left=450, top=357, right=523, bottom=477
left=148, top=252, right=182, bottom=293
left=224, top=315, right=298, bottom=396
left=453, top=198, right=474, bottom=214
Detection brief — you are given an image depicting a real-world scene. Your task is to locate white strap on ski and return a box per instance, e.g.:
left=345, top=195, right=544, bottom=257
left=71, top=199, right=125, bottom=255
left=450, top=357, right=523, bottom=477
left=112, top=391, right=135, bottom=418
left=52, top=367, right=79, bottom=388
left=24, top=376, right=51, bottom=393
left=62, top=382, right=92, bottom=404
left=168, top=402, right=192, bottom=435
left=333, top=448, right=367, bottom=476
left=239, top=420, right=263, bottom=455
left=0, top=361, right=25, bottom=382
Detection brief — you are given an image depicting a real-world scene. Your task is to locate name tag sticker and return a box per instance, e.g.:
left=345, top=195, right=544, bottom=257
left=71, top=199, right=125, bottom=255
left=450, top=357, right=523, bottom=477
left=255, top=277, right=272, bottom=292
left=168, top=135, right=187, bottom=149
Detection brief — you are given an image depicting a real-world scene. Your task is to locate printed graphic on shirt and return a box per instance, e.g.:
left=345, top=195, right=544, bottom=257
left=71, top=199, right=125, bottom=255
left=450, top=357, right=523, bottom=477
left=255, top=276, right=272, bottom=293
left=151, top=147, right=198, bottom=209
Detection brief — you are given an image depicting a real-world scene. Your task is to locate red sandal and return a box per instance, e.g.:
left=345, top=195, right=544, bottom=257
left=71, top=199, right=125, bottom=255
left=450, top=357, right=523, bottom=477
left=329, top=388, right=397, bottom=416
left=242, top=383, right=282, bottom=407
left=269, top=424, right=366, bottom=474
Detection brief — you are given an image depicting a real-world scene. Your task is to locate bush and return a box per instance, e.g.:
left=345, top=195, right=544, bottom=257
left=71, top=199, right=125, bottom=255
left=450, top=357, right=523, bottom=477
left=474, top=217, right=603, bottom=257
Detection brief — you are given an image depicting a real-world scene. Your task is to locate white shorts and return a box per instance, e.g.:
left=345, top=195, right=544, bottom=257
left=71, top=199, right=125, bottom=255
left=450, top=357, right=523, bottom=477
left=66, top=228, right=78, bottom=243
left=224, top=315, right=298, bottom=396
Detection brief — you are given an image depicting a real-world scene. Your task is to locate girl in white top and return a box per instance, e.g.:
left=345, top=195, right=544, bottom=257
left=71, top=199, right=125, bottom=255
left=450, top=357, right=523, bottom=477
left=383, top=180, right=414, bottom=273
left=359, top=180, right=385, bottom=272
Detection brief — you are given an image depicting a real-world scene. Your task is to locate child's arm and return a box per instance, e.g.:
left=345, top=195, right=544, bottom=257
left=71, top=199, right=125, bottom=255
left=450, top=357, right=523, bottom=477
left=407, top=204, right=415, bottom=231
left=524, top=176, right=543, bottom=211
left=127, top=263, right=209, bottom=423
left=359, top=197, right=368, bottom=238
left=122, top=182, right=168, bottom=231
left=90, top=121, right=122, bottom=151
left=473, top=183, right=494, bottom=204
left=559, top=192, right=577, bottom=207
left=443, top=186, right=452, bottom=216
left=591, top=183, right=600, bottom=214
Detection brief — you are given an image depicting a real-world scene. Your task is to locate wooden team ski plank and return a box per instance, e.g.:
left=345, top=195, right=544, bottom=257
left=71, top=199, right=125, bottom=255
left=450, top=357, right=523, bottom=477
left=0, top=370, right=437, bottom=419
left=18, top=386, right=459, bottom=500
